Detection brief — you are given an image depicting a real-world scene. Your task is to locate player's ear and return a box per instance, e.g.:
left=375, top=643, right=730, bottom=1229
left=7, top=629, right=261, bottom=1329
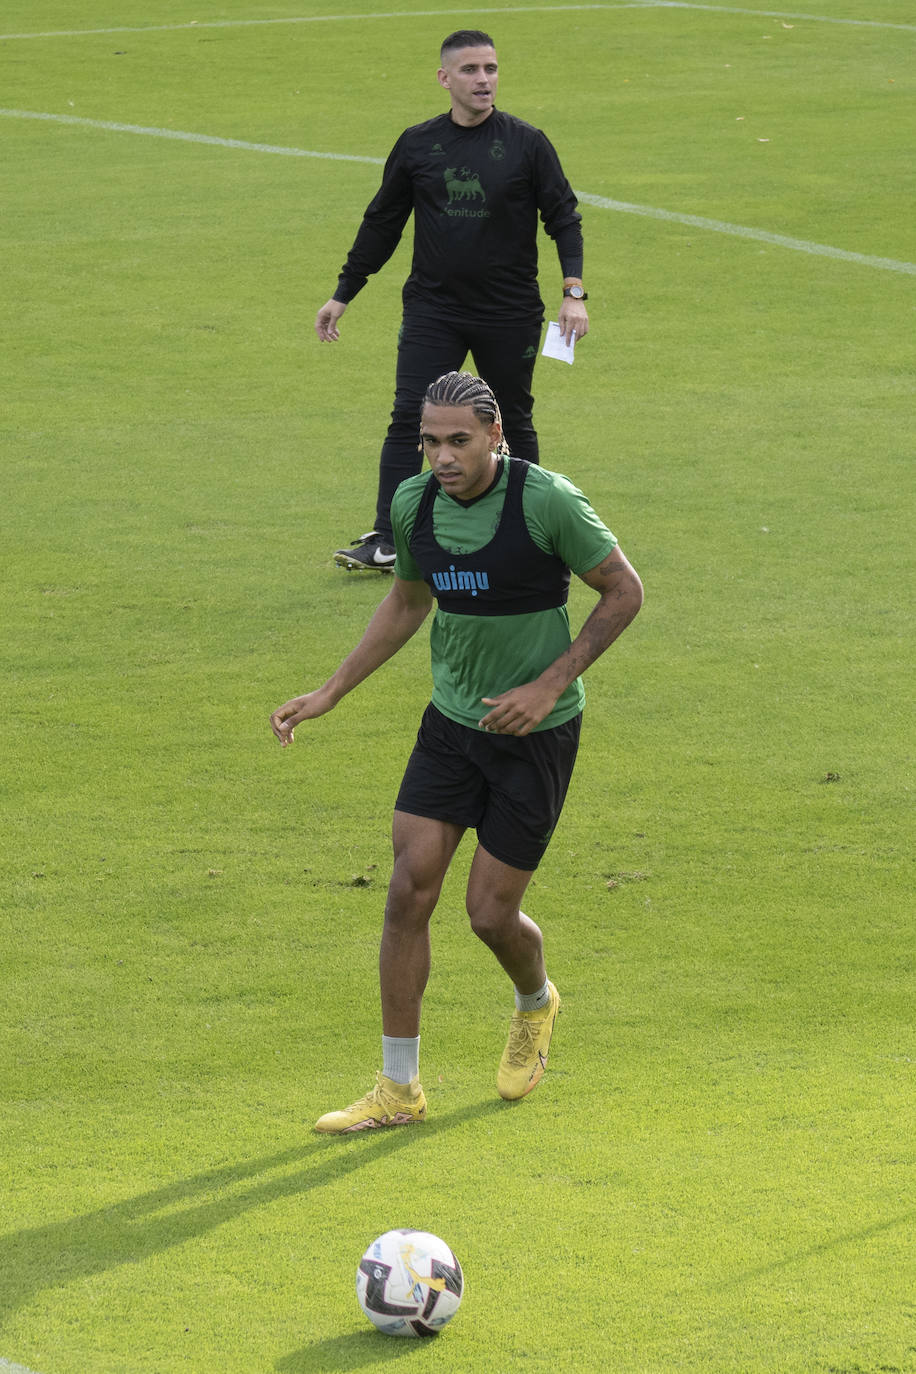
left=436, top=67, right=449, bottom=90
left=488, top=419, right=502, bottom=451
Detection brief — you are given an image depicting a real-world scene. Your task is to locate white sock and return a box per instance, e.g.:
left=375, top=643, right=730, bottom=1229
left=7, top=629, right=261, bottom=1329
left=515, top=978, right=551, bottom=1013
left=382, top=1035, right=420, bottom=1086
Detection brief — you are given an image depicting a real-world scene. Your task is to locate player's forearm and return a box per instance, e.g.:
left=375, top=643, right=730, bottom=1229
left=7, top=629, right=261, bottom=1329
left=537, top=577, right=643, bottom=696
left=320, top=591, right=430, bottom=705
left=552, top=219, right=584, bottom=280
left=336, top=167, right=413, bottom=297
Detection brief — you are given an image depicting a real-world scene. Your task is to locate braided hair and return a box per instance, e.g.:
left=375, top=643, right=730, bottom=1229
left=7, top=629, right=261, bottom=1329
left=421, top=371, right=510, bottom=457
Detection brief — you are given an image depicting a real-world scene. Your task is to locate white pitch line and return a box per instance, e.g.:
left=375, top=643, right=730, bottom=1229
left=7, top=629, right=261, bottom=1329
left=575, top=192, right=916, bottom=276
left=0, top=108, right=384, bottom=164
left=0, top=1360, right=45, bottom=1374
left=0, top=2, right=914, bottom=40
left=2, top=107, right=914, bottom=278
left=649, top=1, right=916, bottom=29
left=0, top=5, right=653, bottom=42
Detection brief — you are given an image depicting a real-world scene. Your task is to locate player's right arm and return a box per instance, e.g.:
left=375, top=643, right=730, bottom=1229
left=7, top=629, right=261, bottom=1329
left=269, top=576, right=432, bottom=746
left=314, top=298, right=346, bottom=341
left=313, top=136, right=414, bottom=342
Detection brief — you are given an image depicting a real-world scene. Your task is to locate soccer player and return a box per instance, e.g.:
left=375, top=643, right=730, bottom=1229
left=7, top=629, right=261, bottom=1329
left=270, top=373, right=642, bottom=1132
left=315, top=29, right=590, bottom=571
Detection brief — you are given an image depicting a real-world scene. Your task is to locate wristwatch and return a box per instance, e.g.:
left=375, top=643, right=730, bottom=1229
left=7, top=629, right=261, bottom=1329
left=563, top=285, right=588, bottom=300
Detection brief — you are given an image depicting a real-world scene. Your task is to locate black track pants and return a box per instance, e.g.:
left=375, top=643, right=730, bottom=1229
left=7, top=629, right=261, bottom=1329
left=373, top=311, right=543, bottom=540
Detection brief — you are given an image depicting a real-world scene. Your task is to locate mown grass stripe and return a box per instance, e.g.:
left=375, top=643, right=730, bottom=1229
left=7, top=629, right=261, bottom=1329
left=0, top=3, right=913, bottom=41
left=3, top=107, right=913, bottom=277
left=0, top=107, right=385, bottom=164
left=575, top=191, right=916, bottom=277
left=0, top=5, right=659, bottom=42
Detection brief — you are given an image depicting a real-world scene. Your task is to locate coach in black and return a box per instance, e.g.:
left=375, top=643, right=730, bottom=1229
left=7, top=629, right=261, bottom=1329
left=316, top=29, right=590, bottom=571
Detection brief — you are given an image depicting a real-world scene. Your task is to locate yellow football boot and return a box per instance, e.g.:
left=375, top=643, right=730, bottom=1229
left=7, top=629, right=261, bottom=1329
left=496, top=981, right=561, bottom=1100
left=314, top=1072, right=427, bottom=1134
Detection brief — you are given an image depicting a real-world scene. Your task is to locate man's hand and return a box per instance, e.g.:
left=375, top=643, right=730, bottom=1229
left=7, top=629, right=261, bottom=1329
left=479, top=545, right=642, bottom=739
left=478, top=682, right=561, bottom=738
left=557, top=298, right=589, bottom=347
left=269, top=688, right=335, bottom=747
left=315, top=299, right=347, bottom=342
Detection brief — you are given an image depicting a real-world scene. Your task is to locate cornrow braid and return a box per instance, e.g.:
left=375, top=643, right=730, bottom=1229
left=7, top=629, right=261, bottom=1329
left=421, top=371, right=510, bottom=457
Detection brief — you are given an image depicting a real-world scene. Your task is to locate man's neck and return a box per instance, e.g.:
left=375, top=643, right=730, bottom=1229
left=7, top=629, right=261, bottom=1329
left=449, top=106, right=495, bottom=130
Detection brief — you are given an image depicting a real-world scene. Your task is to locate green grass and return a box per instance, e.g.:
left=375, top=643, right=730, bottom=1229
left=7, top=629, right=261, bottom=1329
left=2, top=3, right=914, bottom=1372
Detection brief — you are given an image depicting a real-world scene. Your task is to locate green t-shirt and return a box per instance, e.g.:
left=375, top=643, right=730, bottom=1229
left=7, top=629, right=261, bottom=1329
left=391, top=462, right=617, bottom=731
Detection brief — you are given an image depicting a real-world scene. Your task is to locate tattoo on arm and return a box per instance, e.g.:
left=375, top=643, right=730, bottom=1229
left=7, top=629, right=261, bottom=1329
left=593, top=549, right=632, bottom=596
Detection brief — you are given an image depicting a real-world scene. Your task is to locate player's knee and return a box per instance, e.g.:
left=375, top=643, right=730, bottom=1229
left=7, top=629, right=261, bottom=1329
left=385, top=863, right=438, bottom=929
left=467, top=899, right=513, bottom=948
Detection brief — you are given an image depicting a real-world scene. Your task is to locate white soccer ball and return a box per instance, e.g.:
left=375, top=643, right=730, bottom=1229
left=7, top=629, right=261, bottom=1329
left=356, top=1228, right=464, bottom=1337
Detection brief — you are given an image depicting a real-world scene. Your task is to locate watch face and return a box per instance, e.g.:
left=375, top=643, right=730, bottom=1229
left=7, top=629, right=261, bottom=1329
left=568, top=286, right=583, bottom=298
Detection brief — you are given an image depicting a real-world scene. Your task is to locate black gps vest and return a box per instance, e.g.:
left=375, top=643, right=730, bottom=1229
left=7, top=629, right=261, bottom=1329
left=408, top=458, right=571, bottom=617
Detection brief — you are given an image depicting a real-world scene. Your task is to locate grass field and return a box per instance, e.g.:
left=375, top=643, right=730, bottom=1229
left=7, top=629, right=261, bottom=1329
left=2, top=2, right=914, bottom=1372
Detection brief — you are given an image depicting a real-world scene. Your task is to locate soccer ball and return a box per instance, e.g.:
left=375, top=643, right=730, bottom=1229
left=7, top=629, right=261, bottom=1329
left=356, top=1228, right=464, bottom=1337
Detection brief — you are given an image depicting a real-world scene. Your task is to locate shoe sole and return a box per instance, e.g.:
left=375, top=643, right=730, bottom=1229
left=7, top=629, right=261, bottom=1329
left=497, top=994, right=561, bottom=1101
left=314, top=1109, right=426, bottom=1135
left=332, top=553, right=394, bottom=573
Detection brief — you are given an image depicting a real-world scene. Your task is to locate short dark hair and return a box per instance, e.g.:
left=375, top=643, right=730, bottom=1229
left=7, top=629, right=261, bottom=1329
left=440, top=30, right=495, bottom=59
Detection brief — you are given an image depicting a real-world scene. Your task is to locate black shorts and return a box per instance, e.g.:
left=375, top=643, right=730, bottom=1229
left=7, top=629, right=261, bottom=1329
left=395, top=703, right=582, bottom=872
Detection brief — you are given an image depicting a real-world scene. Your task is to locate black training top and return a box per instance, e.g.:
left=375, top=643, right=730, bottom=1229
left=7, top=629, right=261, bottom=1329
left=333, top=110, right=583, bottom=324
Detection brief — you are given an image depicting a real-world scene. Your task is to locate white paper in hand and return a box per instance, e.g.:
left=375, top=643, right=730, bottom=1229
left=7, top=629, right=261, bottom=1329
left=541, top=321, right=576, bottom=365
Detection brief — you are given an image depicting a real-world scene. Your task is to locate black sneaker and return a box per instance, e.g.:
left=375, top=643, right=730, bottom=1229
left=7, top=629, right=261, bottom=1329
left=333, top=531, right=396, bottom=572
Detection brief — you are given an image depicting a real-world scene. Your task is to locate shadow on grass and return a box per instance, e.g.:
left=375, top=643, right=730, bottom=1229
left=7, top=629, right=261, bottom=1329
left=711, top=1206, right=916, bottom=1290
left=1, top=1096, right=509, bottom=1333
left=276, top=1329, right=435, bottom=1372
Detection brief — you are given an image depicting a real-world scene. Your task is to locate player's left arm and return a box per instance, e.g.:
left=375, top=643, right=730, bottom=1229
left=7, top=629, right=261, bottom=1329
left=479, top=545, right=643, bottom=736
left=557, top=292, right=589, bottom=346
left=536, top=133, right=590, bottom=344
left=557, top=543, right=643, bottom=679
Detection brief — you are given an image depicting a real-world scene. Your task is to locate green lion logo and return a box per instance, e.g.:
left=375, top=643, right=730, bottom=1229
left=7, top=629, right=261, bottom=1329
left=444, top=166, right=486, bottom=203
